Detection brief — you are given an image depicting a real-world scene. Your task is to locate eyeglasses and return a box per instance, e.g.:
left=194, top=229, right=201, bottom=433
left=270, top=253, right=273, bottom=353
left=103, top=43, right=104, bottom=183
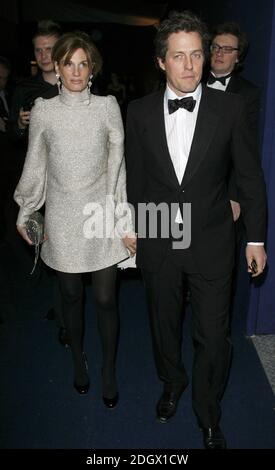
left=210, top=44, right=239, bottom=54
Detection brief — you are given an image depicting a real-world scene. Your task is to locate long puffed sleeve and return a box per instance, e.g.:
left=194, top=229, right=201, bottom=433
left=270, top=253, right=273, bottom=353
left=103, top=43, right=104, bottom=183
left=106, top=95, right=134, bottom=236
left=14, top=98, right=47, bottom=226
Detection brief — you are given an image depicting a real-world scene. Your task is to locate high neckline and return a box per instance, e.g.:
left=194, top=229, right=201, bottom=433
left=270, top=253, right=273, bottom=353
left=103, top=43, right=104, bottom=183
left=59, top=86, right=91, bottom=107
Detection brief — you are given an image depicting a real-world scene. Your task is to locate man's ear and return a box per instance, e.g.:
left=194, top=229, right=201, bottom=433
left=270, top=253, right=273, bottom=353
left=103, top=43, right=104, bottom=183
left=54, top=62, right=59, bottom=75
left=157, top=57, right=166, bottom=72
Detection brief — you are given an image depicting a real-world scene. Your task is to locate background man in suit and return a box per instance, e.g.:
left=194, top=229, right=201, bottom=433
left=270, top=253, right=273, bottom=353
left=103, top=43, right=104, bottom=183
left=207, top=21, right=260, bottom=223
left=126, top=11, right=267, bottom=449
left=0, top=56, right=11, bottom=132
left=10, top=19, right=61, bottom=140
left=0, top=55, right=11, bottom=320
left=7, top=20, right=68, bottom=346
left=0, top=56, right=12, bottom=246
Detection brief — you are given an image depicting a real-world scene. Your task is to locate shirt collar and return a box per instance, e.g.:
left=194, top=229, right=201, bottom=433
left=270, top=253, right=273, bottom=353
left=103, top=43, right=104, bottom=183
left=209, top=71, right=232, bottom=84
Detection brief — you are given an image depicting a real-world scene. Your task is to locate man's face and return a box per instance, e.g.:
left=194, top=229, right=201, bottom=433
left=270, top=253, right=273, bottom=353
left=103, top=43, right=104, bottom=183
left=211, top=33, right=239, bottom=76
left=33, top=34, right=59, bottom=73
left=0, top=64, right=9, bottom=91
left=158, top=31, right=204, bottom=97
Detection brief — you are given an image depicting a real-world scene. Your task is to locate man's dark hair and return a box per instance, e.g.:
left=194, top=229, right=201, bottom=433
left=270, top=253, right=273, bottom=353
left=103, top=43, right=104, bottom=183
left=211, top=22, right=249, bottom=68
left=155, top=10, right=210, bottom=63
left=32, top=19, right=62, bottom=42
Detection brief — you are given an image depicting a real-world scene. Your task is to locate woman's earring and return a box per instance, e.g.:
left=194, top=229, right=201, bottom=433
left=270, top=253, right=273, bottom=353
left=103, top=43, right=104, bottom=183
left=88, top=74, right=93, bottom=91
left=56, top=73, right=62, bottom=94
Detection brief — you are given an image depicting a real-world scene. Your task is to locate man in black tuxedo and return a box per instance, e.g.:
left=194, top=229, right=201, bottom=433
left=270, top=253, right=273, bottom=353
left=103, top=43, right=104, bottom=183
left=126, top=11, right=267, bottom=449
left=207, top=21, right=260, bottom=223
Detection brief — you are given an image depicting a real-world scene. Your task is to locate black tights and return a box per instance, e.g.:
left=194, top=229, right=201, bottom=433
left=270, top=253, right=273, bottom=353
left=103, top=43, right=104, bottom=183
left=56, top=265, right=118, bottom=395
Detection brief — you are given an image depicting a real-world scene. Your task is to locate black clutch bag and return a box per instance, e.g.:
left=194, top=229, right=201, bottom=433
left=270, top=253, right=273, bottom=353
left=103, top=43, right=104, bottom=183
left=25, top=211, right=44, bottom=274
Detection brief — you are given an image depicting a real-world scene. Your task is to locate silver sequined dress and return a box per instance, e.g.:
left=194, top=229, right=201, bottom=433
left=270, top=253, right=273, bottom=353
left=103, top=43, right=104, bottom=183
left=14, top=87, right=132, bottom=273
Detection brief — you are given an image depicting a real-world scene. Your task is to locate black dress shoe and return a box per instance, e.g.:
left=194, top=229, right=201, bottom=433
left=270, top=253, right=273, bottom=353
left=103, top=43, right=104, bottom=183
left=58, top=327, right=70, bottom=348
left=102, top=393, right=119, bottom=408
left=156, top=390, right=183, bottom=423
left=202, top=426, right=227, bottom=449
left=73, top=380, right=90, bottom=395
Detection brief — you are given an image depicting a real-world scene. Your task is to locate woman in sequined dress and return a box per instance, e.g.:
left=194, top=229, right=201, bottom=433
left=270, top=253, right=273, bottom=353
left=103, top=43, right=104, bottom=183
left=14, top=32, right=136, bottom=406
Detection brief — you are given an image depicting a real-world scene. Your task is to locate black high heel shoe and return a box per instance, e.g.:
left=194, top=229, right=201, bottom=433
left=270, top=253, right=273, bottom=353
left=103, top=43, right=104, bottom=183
left=74, top=380, right=90, bottom=394
left=102, top=393, right=119, bottom=408
left=73, top=353, right=89, bottom=395
left=102, top=367, right=119, bottom=408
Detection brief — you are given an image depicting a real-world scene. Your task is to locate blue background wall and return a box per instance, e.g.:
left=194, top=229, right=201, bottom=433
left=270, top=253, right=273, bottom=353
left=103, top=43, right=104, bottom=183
left=197, top=0, right=275, bottom=333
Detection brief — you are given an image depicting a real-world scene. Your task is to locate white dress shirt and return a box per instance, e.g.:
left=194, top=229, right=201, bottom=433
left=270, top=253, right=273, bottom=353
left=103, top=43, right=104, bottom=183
left=163, top=83, right=263, bottom=246
left=164, top=84, right=202, bottom=222
left=207, top=74, right=231, bottom=91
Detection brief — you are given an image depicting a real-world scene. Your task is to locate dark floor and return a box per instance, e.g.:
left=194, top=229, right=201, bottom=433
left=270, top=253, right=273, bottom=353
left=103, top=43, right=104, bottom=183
left=0, top=242, right=274, bottom=449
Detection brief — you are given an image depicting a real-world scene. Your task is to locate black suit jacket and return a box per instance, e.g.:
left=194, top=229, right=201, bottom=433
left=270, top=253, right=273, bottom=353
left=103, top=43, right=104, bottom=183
left=0, top=91, right=9, bottom=120
left=226, top=74, right=260, bottom=131
left=226, top=74, right=261, bottom=201
left=125, top=85, right=266, bottom=278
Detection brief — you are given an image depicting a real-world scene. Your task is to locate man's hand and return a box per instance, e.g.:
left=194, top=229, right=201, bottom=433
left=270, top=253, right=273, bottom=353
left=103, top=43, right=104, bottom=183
left=230, top=200, right=241, bottom=222
left=246, top=245, right=267, bottom=278
left=18, top=108, right=30, bottom=129
left=122, top=232, right=137, bottom=257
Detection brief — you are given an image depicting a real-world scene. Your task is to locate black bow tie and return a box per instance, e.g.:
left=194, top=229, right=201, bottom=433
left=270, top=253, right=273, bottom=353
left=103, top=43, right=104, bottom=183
left=168, top=96, right=196, bottom=114
left=207, top=73, right=232, bottom=86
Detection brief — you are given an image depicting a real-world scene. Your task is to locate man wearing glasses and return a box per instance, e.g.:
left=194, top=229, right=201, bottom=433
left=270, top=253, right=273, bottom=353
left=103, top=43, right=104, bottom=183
left=207, top=22, right=260, bottom=263
left=208, top=22, right=260, bottom=132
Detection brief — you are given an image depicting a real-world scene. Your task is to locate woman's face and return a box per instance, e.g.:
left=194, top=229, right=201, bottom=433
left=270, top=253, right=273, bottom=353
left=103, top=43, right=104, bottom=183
left=56, top=48, right=92, bottom=93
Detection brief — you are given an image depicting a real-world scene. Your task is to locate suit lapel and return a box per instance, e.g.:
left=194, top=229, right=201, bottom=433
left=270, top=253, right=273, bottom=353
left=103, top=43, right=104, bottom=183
left=146, top=87, right=220, bottom=190
left=146, top=90, right=180, bottom=189
left=181, top=86, right=219, bottom=188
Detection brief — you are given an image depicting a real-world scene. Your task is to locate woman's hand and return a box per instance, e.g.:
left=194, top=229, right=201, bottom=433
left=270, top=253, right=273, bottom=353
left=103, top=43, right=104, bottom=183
left=17, top=225, right=48, bottom=245
left=122, top=233, right=137, bottom=257
left=17, top=224, right=33, bottom=245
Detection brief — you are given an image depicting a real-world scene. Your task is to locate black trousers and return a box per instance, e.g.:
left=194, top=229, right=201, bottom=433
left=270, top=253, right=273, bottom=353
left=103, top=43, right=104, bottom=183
left=142, top=248, right=232, bottom=428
